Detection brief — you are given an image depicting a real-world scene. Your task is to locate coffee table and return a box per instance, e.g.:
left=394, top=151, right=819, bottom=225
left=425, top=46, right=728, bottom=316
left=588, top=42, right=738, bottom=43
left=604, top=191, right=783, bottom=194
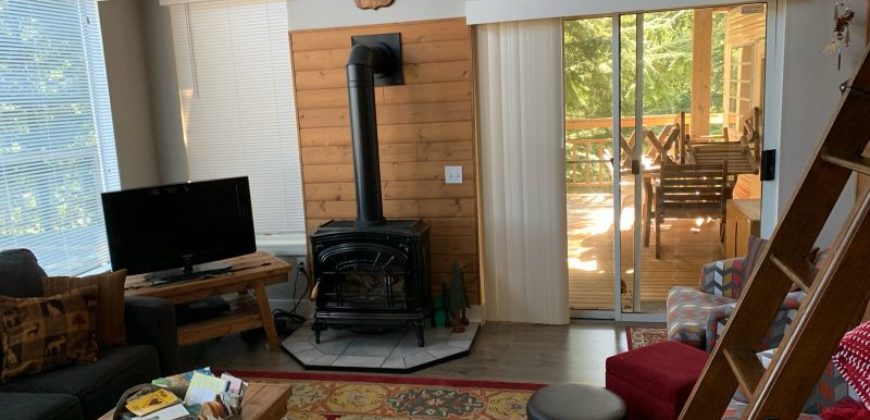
left=98, top=382, right=292, bottom=420
left=125, top=252, right=290, bottom=350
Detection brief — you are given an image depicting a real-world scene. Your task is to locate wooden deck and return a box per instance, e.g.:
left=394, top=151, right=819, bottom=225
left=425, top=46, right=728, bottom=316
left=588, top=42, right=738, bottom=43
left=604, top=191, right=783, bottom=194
left=568, top=192, right=723, bottom=312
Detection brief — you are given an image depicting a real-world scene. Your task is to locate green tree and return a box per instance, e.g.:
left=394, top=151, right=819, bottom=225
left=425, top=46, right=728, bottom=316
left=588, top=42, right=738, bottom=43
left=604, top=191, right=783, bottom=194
left=564, top=11, right=726, bottom=124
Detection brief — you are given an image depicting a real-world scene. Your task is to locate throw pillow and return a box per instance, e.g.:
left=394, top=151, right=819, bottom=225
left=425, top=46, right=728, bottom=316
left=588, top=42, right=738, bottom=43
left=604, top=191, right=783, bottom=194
left=43, top=270, right=128, bottom=348
left=0, top=249, right=47, bottom=298
left=0, top=286, right=100, bottom=383
left=833, top=321, right=870, bottom=409
left=734, top=348, right=850, bottom=414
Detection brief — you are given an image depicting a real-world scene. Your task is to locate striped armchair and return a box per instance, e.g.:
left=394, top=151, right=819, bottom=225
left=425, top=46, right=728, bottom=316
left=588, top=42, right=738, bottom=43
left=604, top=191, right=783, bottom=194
left=666, top=256, right=803, bottom=352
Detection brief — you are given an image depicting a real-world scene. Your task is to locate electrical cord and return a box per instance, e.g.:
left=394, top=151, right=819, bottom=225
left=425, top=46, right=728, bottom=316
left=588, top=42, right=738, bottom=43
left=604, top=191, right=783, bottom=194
left=272, top=263, right=309, bottom=335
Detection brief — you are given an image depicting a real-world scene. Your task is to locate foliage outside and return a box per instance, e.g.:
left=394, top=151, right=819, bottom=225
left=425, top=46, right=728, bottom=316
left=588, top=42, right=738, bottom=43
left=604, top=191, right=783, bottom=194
left=0, top=0, right=112, bottom=274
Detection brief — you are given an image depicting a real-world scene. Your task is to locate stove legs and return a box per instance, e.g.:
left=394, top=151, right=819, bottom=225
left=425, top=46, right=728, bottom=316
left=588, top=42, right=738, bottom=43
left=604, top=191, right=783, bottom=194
left=413, top=319, right=425, bottom=347
left=312, top=320, right=327, bottom=344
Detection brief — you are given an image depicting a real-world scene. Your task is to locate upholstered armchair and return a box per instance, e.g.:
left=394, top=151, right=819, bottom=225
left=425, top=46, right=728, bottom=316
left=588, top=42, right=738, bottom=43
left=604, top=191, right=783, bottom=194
left=666, top=245, right=849, bottom=415
left=666, top=254, right=804, bottom=352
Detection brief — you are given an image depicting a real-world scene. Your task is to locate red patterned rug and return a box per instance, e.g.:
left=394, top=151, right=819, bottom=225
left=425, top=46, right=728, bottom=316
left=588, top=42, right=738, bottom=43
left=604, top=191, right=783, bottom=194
left=626, top=326, right=669, bottom=351
left=225, top=370, right=544, bottom=419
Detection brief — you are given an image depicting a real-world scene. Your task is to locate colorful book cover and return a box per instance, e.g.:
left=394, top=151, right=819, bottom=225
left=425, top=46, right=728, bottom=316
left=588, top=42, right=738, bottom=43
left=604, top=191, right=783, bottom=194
left=125, top=389, right=181, bottom=416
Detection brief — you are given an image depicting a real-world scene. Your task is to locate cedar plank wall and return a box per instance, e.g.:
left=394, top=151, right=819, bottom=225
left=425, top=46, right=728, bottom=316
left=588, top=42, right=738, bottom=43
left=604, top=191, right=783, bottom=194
left=289, top=18, right=481, bottom=304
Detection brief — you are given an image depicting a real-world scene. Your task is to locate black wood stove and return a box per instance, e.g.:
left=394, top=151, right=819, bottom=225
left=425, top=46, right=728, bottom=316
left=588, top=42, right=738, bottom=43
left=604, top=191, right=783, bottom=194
left=309, top=34, right=432, bottom=347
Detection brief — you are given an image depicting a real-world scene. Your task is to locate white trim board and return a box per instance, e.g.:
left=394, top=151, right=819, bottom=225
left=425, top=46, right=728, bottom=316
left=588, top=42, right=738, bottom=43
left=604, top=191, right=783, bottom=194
left=286, top=0, right=466, bottom=31
left=466, top=0, right=770, bottom=24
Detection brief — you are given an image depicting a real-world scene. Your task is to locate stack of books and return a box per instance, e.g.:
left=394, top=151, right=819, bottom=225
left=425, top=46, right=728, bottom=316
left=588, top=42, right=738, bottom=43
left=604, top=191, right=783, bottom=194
left=120, top=367, right=247, bottom=420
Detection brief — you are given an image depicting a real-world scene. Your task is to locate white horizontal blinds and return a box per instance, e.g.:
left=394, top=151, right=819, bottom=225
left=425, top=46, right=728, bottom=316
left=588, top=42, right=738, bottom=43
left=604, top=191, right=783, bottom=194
left=170, top=0, right=305, bottom=235
left=0, top=0, right=120, bottom=275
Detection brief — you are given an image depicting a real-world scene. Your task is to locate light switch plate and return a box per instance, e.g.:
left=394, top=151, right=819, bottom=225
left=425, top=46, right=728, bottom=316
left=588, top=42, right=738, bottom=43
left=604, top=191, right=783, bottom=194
left=444, top=165, right=463, bottom=184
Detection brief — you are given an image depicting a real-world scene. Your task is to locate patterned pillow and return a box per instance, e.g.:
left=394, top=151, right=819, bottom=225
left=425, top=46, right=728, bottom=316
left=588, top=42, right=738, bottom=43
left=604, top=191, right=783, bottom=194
left=0, top=286, right=100, bottom=383
left=740, top=348, right=850, bottom=414
left=833, top=321, right=870, bottom=409
left=43, top=270, right=127, bottom=348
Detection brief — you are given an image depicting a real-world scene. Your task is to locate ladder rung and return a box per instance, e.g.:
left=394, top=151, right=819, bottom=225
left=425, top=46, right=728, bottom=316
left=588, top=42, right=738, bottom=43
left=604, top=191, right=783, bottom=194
left=821, top=153, right=870, bottom=175
left=723, top=348, right=765, bottom=397
left=770, top=255, right=814, bottom=292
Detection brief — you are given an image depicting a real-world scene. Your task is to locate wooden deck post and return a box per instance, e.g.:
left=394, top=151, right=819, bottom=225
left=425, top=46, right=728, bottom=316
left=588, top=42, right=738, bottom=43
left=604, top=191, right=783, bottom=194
left=691, top=9, right=713, bottom=137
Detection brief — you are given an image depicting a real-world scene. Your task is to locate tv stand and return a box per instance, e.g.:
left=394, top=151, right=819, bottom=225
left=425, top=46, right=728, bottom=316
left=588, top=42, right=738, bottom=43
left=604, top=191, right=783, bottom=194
left=145, top=261, right=233, bottom=285
left=125, top=252, right=290, bottom=350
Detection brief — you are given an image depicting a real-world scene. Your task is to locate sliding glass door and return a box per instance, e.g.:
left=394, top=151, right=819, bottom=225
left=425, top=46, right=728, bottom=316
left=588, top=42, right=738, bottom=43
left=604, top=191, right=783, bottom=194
left=565, top=5, right=768, bottom=319
left=564, top=16, right=617, bottom=313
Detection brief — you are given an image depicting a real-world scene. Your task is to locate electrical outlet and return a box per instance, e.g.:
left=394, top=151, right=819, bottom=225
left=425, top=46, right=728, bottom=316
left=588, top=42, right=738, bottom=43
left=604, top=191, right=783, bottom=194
left=444, top=165, right=463, bottom=184
left=295, top=257, right=307, bottom=271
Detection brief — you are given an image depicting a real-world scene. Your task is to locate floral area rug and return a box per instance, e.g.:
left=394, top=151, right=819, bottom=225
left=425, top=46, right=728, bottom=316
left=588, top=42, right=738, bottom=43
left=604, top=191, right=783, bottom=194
left=226, top=370, right=544, bottom=419
left=626, top=326, right=669, bottom=351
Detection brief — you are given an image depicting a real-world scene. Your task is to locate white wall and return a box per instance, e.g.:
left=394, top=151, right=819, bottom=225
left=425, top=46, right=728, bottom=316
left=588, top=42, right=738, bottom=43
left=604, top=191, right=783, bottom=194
left=98, top=0, right=161, bottom=189
left=143, top=0, right=190, bottom=184
left=765, top=0, right=866, bottom=245
left=287, top=0, right=465, bottom=31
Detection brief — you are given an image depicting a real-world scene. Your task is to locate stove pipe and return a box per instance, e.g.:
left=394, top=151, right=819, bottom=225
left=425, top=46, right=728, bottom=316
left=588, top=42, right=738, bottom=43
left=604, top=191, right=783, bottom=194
left=346, top=44, right=393, bottom=226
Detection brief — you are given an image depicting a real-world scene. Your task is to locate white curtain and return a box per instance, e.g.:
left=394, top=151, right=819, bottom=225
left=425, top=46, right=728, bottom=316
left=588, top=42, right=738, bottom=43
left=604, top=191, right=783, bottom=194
left=477, top=19, right=569, bottom=324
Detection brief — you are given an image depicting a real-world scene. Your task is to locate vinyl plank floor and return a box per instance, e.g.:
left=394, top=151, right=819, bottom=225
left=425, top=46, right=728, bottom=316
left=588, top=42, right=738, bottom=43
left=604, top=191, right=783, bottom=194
left=181, top=321, right=656, bottom=386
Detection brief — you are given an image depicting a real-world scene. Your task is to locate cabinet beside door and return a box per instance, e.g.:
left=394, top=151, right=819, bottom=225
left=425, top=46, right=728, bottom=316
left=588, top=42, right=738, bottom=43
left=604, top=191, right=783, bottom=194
left=724, top=199, right=761, bottom=259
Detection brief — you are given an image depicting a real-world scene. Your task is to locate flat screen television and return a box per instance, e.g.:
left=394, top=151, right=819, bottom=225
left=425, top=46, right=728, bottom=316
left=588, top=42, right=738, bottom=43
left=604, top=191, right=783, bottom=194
left=101, top=177, right=256, bottom=283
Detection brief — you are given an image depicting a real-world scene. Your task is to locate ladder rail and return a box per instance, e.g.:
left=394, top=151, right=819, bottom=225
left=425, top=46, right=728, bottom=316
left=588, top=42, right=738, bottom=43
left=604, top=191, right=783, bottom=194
left=678, top=107, right=862, bottom=420
left=679, top=43, right=870, bottom=419
left=746, top=188, right=870, bottom=418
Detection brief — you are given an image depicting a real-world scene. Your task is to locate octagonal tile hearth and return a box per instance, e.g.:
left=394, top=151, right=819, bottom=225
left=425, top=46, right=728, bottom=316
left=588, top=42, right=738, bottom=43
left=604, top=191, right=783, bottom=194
left=282, top=323, right=479, bottom=372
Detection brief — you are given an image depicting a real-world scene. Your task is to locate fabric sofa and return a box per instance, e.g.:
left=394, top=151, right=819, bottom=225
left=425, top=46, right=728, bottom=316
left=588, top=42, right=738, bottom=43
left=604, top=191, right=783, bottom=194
left=0, top=249, right=180, bottom=420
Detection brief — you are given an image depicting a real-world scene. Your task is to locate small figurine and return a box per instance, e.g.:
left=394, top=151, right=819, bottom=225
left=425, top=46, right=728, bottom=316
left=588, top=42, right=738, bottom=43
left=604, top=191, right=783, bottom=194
left=447, top=262, right=470, bottom=333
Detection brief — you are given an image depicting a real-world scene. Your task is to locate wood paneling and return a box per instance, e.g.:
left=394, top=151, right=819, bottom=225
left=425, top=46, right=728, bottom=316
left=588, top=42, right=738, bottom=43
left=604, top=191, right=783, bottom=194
left=295, top=61, right=471, bottom=90
left=290, top=18, right=480, bottom=303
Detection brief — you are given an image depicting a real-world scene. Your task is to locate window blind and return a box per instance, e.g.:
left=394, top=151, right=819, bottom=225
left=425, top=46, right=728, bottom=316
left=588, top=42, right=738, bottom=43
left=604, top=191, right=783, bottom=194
left=169, top=0, right=305, bottom=235
left=0, top=0, right=120, bottom=275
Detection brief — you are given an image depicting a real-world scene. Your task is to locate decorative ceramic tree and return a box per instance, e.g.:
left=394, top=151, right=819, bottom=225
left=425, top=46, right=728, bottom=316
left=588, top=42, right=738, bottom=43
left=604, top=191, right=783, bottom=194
left=439, top=281, right=450, bottom=328
left=448, top=262, right=470, bottom=333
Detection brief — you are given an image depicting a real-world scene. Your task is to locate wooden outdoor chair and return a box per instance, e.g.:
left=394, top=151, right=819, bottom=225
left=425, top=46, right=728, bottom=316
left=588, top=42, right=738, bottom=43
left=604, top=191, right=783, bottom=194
left=684, top=107, right=761, bottom=175
left=654, top=162, right=729, bottom=259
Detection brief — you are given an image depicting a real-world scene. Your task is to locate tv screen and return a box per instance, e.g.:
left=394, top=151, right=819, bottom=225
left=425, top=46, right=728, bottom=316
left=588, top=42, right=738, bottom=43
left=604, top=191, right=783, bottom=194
left=101, top=177, right=256, bottom=277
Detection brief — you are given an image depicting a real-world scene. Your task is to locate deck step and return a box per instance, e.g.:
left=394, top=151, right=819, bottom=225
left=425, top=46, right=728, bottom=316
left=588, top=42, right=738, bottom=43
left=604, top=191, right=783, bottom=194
left=723, top=348, right=766, bottom=397
left=770, top=255, right=814, bottom=292
left=821, top=153, right=870, bottom=175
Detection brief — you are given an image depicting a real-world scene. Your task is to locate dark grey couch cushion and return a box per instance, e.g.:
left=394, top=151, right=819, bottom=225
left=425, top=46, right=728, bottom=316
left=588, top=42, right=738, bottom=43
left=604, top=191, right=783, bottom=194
left=0, top=392, right=84, bottom=420
left=0, top=249, right=46, bottom=298
left=0, top=345, right=160, bottom=419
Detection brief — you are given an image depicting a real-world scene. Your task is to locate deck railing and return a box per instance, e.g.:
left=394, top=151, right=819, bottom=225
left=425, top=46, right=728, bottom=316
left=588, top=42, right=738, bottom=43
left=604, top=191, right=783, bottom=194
left=565, top=113, right=724, bottom=187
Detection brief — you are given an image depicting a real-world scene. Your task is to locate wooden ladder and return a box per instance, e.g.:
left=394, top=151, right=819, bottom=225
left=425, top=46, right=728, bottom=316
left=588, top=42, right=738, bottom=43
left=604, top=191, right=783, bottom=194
left=678, top=46, right=870, bottom=419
